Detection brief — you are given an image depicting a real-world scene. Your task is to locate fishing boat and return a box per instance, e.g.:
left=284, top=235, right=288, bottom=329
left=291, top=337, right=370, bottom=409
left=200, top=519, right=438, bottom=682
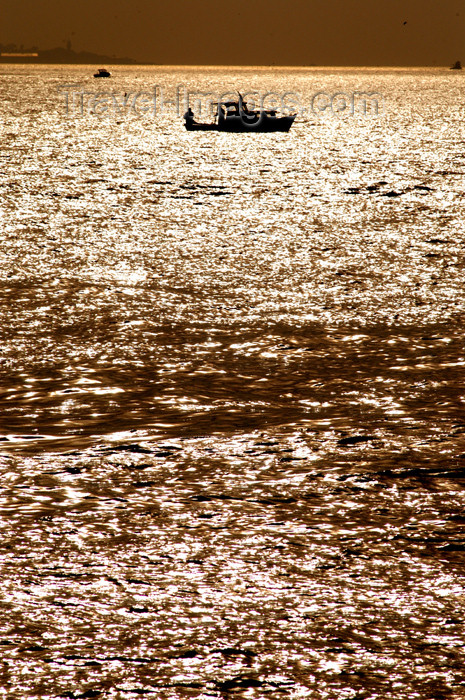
left=451, top=60, right=462, bottom=70
left=94, top=68, right=111, bottom=78
left=184, top=96, right=296, bottom=133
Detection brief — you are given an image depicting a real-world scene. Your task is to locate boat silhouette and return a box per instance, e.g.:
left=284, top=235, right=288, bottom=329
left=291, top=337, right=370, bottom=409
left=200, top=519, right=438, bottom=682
left=94, top=67, right=111, bottom=78
left=184, top=95, right=295, bottom=133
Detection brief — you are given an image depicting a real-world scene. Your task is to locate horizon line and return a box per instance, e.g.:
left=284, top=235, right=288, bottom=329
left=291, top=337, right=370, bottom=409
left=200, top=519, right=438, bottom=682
left=0, top=62, right=460, bottom=69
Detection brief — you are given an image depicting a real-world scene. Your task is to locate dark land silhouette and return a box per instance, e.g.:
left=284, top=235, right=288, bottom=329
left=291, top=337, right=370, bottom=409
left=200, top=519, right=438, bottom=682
left=0, top=43, right=137, bottom=64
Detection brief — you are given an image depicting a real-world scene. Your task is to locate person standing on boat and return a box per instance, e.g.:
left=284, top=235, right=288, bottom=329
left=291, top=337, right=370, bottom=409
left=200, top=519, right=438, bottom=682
left=184, top=107, right=194, bottom=127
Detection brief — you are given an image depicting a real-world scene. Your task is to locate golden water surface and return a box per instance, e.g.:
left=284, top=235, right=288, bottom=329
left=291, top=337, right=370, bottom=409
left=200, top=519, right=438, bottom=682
left=0, top=65, right=464, bottom=699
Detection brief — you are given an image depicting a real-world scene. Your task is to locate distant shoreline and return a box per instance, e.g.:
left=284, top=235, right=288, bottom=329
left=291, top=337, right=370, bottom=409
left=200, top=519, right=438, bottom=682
left=0, top=47, right=137, bottom=65
left=0, top=61, right=458, bottom=70
left=0, top=44, right=460, bottom=68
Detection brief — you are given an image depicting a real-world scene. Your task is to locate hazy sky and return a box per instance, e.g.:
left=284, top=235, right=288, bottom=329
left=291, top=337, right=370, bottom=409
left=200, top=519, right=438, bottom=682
left=2, top=0, right=464, bottom=65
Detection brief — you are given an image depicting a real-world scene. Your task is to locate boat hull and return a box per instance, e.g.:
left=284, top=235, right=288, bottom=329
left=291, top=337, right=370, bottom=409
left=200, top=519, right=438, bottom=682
left=185, top=115, right=295, bottom=133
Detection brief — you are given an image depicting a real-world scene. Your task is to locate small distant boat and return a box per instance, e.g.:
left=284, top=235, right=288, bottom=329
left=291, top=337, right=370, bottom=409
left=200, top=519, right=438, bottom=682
left=184, top=95, right=296, bottom=133
left=94, top=68, right=111, bottom=78
left=450, top=60, right=462, bottom=70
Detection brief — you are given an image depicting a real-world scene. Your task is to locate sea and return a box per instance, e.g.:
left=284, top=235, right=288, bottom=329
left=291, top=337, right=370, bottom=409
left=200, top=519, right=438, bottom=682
left=0, top=64, right=464, bottom=699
